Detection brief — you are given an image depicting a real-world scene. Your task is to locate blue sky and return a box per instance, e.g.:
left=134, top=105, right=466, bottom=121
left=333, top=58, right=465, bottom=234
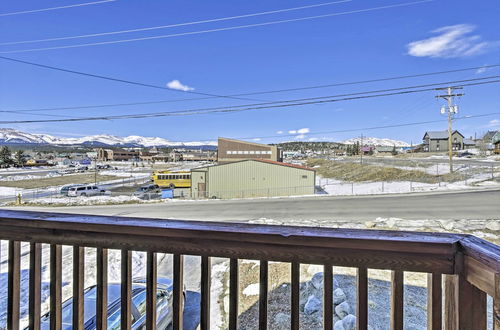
left=0, top=0, right=499, bottom=144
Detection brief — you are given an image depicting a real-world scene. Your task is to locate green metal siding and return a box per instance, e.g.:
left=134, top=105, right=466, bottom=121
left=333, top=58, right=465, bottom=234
left=192, top=160, right=315, bottom=199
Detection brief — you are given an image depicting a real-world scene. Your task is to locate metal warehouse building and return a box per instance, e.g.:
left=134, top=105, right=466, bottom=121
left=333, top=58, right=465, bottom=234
left=191, top=159, right=315, bottom=199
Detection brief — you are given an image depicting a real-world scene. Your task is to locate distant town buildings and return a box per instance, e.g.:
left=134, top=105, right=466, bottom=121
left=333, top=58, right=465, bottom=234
left=97, top=148, right=139, bottom=161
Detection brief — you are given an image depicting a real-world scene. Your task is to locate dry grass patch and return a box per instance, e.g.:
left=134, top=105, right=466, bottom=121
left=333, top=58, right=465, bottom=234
left=307, top=158, right=462, bottom=183
left=0, top=173, right=120, bottom=189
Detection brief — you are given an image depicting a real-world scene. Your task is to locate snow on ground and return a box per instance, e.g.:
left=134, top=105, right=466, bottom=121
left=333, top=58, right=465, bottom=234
left=242, top=283, right=260, bottom=296
left=98, top=169, right=150, bottom=177
left=0, top=172, right=62, bottom=182
left=0, top=243, right=148, bottom=329
left=22, top=195, right=160, bottom=206
left=316, top=171, right=499, bottom=196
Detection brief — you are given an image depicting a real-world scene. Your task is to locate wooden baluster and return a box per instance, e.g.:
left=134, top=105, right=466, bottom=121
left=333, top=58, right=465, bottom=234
left=173, top=254, right=184, bottom=330
left=357, top=267, right=368, bottom=330
left=121, top=249, right=132, bottom=329
left=200, top=256, right=211, bottom=330
left=29, top=242, right=42, bottom=330
left=391, top=270, right=404, bottom=330
left=323, top=264, right=333, bottom=330
left=291, top=262, right=300, bottom=330
left=146, top=252, right=157, bottom=330
left=444, top=274, right=486, bottom=330
left=427, top=273, right=442, bottom=330
left=259, top=260, right=268, bottom=330
left=8, top=241, right=20, bottom=330
left=73, top=246, right=85, bottom=329
left=494, top=273, right=499, bottom=330
left=50, top=244, right=62, bottom=330
left=229, top=258, right=239, bottom=330
left=96, top=247, right=108, bottom=329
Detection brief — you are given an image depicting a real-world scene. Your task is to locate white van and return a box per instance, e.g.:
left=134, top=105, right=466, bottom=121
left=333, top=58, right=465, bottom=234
left=67, top=185, right=106, bottom=197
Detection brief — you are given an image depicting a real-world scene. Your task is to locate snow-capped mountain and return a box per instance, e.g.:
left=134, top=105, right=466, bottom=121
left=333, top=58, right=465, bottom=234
left=341, top=137, right=410, bottom=147
left=0, top=128, right=216, bottom=147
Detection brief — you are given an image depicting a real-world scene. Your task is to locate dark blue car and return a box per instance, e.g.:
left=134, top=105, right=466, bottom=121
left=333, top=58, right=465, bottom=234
left=36, top=278, right=175, bottom=329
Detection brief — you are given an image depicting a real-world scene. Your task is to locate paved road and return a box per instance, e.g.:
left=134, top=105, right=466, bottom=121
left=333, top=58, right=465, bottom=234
left=9, top=189, right=500, bottom=221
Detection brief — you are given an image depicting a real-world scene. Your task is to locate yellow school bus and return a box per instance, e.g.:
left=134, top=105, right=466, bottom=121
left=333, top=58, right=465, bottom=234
left=152, top=171, right=191, bottom=188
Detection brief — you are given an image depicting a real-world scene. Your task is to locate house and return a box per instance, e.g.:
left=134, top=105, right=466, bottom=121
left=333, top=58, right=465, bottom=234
left=217, top=137, right=283, bottom=164
left=462, top=138, right=476, bottom=149
left=422, top=130, right=464, bottom=152
left=375, top=146, right=396, bottom=154
left=360, top=146, right=374, bottom=155
left=191, top=159, right=315, bottom=199
left=481, top=130, right=499, bottom=151
left=493, top=131, right=500, bottom=154
left=482, top=130, right=498, bottom=143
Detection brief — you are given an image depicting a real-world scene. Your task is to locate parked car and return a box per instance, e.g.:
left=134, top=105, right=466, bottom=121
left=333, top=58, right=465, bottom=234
left=67, top=185, right=107, bottom=197
left=96, top=164, right=113, bottom=170
left=133, top=184, right=161, bottom=199
left=33, top=278, right=176, bottom=330
left=75, top=166, right=89, bottom=173
left=60, top=184, right=82, bottom=196
left=458, top=151, right=473, bottom=158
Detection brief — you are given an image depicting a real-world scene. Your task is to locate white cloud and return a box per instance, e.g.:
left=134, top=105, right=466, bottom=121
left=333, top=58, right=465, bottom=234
left=288, top=128, right=309, bottom=135
left=253, top=138, right=262, bottom=141
left=308, top=137, right=318, bottom=141
left=476, top=66, right=487, bottom=74
left=407, top=24, right=490, bottom=58
left=297, top=128, right=310, bottom=134
left=295, top=134, right=306, bottom=140
left=276, top=130, right=283, bottom=134
left=166, top=80, right=194, bottom=91
left=487, top=119, right=500, bottom=127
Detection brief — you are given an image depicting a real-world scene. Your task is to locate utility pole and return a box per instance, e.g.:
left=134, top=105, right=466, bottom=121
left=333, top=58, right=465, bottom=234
left=436, top=87, right=464, bottom=173
left=360, top=133, right=363, bottom=165
left=94, top=157, right=98, bottom=186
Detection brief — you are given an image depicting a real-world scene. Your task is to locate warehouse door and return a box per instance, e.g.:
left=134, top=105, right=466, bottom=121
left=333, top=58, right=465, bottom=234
left=198, top=183, right=206, bottom=198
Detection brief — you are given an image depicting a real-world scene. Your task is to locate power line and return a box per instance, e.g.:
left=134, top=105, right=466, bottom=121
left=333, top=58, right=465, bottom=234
left=0, top=0, right=351, bottom=46
left=0, top=56, right=262, bottom=102
left=231, top=112, right=500, bottom=140
left=0, top=0, right=116, bottom=17
left=1, top=79, right=499, bottom=124
left=1, top=58, right=497, bottom=113
left=0, top=0, right=434, bottom=54
left=2, top=75, right=498, bottom=118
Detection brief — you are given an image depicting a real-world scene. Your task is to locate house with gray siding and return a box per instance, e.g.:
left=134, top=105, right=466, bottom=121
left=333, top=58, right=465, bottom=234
left=422, top=130, right=464, bottom=152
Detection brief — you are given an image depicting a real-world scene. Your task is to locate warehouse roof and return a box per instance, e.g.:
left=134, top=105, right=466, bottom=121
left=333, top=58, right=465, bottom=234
left=254, top=159, right=314, bottom=171
left=192, top=159, right=314, bottom=171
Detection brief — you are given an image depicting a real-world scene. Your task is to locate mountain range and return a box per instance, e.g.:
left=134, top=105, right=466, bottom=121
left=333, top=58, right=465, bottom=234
left=0, top=128, right=411, bottom=148
left=341, top=137, right=410, bottom=147
left=0, top=128, right=216, bottom=148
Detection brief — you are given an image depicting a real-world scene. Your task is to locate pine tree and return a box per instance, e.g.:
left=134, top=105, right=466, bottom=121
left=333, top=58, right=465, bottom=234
left=14, top=150, right=25, bottom=166
left=0, top=146, right=13, bottom=167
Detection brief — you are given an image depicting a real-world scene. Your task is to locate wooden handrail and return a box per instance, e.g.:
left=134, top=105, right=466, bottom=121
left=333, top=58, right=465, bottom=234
left=0, top=209, right=498, bottom=329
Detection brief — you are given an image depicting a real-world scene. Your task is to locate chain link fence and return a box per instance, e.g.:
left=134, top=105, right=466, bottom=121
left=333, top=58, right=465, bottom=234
left=1, top=160, right=498, bottom=205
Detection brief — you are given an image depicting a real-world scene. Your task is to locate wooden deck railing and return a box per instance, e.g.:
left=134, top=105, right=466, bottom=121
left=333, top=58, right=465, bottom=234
left=0, top=209, right=498, bottom=329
